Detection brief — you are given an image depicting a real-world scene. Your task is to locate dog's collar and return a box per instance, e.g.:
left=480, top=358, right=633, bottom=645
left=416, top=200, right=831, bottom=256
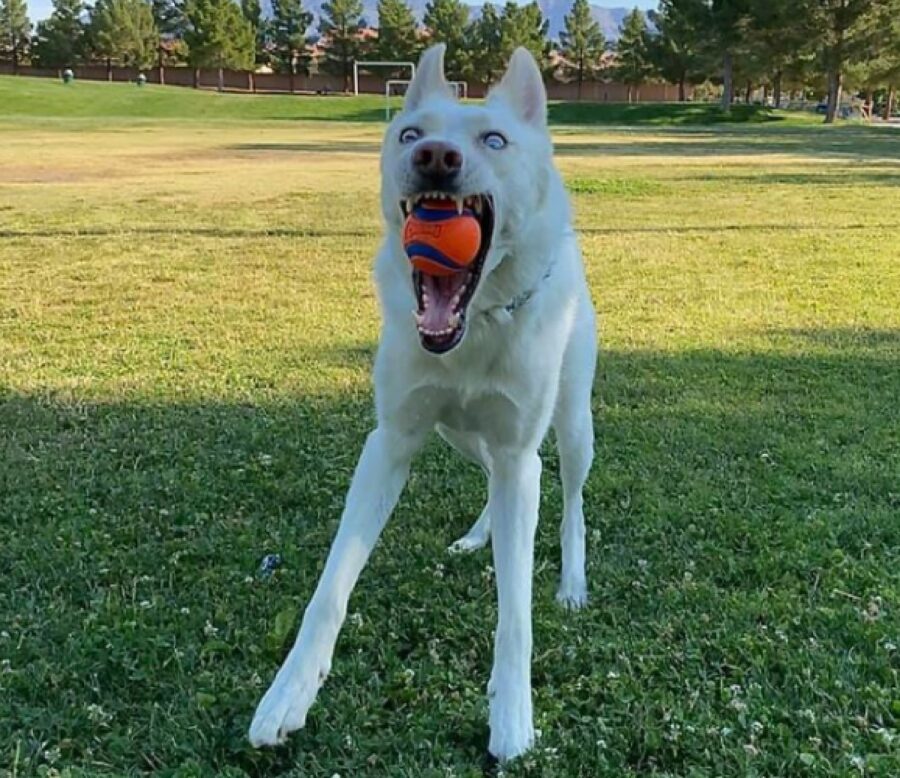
left=502, top=257, right=556, bottom=314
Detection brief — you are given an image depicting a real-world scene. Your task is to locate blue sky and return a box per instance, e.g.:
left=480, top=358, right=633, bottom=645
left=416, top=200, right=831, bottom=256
left=26, top=0, right=658, bottom=23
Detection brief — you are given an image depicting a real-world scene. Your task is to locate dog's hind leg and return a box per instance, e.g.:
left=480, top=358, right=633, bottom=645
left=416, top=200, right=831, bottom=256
left=552, top=309, right=597, bottom=610
left=436, top=424, right=492, bottom=553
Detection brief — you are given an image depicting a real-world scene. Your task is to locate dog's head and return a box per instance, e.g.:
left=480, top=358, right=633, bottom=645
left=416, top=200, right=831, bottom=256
left=380, top=44, right=553, bottom=355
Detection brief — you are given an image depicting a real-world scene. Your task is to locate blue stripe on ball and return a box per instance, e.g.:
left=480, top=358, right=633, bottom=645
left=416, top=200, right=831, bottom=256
left=404, top=241, right=465, bottom=271
left=412, top=205, right=475, bottom=223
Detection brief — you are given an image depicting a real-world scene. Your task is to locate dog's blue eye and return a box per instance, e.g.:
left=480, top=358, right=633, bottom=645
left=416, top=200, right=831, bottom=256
left=482, top=132, right=507, bottom=150
left=399, top=127, right=422, bottom=144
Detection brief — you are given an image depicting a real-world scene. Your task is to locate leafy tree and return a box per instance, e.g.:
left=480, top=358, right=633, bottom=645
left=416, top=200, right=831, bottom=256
left=183, top=0, right=255, bottom=85
left=614, top=7, right=651, bottom=102
left=423, top=0, right=468, bottom=80
left=375, top=0, right=419, bottom=67
left=745, top=0, right=813, bottom=107
left=702, top=0, right=752, bottom=109
left=241, top=0, right=269, bottom=65
left=270, top=0, right=312, bottom=76
left=844, top=0, right=900, bottom=119
left=0, top=0, right=31, bottom=72
left=31, top=0, right=87, bottom=67
left=807, top=0, right=880, bottom=123
left=558, top=0, right=605, bottom=100
left=318, top=0, right=366, bottom=91
left=89, top=0, right=158, bottom=71
left=646, top=0, right=710, bottom=101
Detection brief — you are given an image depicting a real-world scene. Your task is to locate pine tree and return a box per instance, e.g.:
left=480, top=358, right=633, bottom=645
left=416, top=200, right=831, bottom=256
left=466, top=1, right=502, bottom=85
left=241, top=0, right=269, bottom=65
left=375, top=0, right=418, bottom=67
left=151, top=0, right=184, bottom=36
left=270, top=0, right=312, bottom=78
left=559, top=0, right=604, bottom=100
left=465, top=1, right=545, bottom=87
left=0, top=0, right=31, bottom=72
left=318, top=0, right=365, bottom=91
left=89, top=0, right=158, bottom=70
left=31, top=0, right=87, bottom=68
left=646, top=0, right=711, bottom=102
left=614, top=7, right=651, bottom=103
left=423, top=0, right=468, bottom=80
left=498, top=0, right=547, bottom=67
left=183, top=0, right=255, bottom=84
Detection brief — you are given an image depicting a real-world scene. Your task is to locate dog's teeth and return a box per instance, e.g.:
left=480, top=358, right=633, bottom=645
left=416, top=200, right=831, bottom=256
left=473, top=198, right=482, bottom=216
left=413, top=311, right=424, bottom=325
left=454, top=195, right=464, bottom=214
left=448, top=313, right=460, bottom=328
left=406, top=196, right=416, bottom=213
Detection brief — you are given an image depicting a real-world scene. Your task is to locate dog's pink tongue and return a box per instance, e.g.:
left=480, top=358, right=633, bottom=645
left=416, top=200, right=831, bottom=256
left=420, top=272, right=465, bottom=331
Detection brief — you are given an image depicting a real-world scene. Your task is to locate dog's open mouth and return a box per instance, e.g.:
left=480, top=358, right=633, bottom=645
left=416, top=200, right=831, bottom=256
left=400, top=193, right=495, bottom=354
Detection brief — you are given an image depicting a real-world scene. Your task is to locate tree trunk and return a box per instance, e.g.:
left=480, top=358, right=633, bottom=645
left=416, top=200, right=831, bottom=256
left=627, top=84, right=633, bottom=103
left=744, top=80, right=752, bottom=104
left=217, top=67, right=224, bottom=92
left=773, top=70, right=782, bottom=109
left=576, top=61, right=583, bottom=101
left=721, top=50, right=733, bottom=109
left=678, top=72, right=686, bottom=102
left=12, top=43, right=19, bottom=74
left=762, top=82, right=768, bottom=106
left=825, top=68, right=842, bottom=124
left=158, top=44, right=165, bottom=85
left=290, top=68, right=295, bottom=94
left=249, top=71, right=255, bottom=93
left=863, top=90, right=873, bottom=121
left=106, top=57, right=112, bottom=82
left=884, top=85, right=895, bottom=121
left=193, top=68, right=200, bottom=88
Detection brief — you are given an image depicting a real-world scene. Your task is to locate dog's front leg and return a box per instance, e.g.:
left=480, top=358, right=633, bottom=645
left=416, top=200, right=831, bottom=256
left=249, top=425, right=420, bottom=747
left=486, top=449, right=541, bottom=762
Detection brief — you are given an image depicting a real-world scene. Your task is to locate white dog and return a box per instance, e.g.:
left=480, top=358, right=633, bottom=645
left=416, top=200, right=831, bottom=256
left=249, top=44, right=597, bottom=762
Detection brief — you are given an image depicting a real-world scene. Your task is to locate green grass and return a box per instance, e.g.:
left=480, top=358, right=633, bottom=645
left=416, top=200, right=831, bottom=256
left=1, top=74, right=819, bottom=125
left=1, top=83, right=899, bottom=777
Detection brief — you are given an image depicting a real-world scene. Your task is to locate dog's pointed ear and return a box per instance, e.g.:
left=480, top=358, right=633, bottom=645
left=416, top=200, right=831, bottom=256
left=488, top=47, right=547, bottom=128
left=404, top=44, right=454, bottom=110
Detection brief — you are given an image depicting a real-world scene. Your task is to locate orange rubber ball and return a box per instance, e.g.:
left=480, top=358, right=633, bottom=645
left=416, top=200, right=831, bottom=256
left=403, top=200, right=481, bottom=277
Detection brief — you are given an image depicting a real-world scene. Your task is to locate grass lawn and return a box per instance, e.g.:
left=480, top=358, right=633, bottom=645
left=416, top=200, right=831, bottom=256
left=1, top=78, right=899, bottom=777
left=0, top=74, right=821, bottom=125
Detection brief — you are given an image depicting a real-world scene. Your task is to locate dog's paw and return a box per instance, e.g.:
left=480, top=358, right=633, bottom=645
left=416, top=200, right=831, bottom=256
left=249, top=660, right=327, bottom=748
left=555, top=578, right=588, bottom=610
left=447, top=532, right=490, bottom=554
left=488, top=682, right=535, bottom=762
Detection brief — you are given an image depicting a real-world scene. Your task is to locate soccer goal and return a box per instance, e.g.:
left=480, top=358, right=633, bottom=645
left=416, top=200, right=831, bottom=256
left=353, top=61, right=416, bottom=96
left=383, top=79, right=469, bottom=120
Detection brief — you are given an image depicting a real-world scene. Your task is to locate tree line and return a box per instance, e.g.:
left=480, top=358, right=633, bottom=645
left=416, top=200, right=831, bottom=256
left=1, top=0, right=898, bottom=119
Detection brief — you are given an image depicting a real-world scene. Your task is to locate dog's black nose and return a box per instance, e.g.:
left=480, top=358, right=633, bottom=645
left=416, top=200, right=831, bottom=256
left=413, top=141, right=463, bottom=185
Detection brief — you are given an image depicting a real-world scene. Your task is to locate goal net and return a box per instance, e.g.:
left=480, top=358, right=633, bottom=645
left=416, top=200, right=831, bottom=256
left=384, top=79, right=469, bottom=120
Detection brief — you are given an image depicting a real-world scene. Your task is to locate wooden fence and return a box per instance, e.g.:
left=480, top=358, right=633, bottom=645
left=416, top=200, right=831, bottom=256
left=0, top=62, right=691, bottom=102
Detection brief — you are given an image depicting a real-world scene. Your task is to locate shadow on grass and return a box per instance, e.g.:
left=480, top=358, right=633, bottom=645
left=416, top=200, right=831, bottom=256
left=679, top=170, right=900, bottom=187
left=228, top=141, right=383, bottom=155
left=2, top=341, right=898, bottom=775
left=547, top=102, right=787, bottom=126
left=554, top=124, right=900, bottom=163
